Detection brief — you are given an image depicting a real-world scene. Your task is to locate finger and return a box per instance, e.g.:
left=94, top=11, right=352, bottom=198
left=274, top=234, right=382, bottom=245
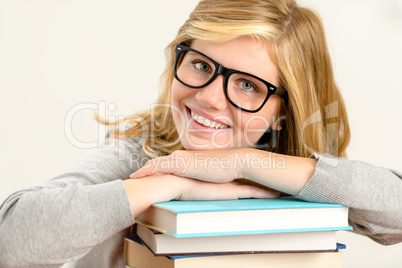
left=130, top=168, right=150, bottom=179
left=233, top=179, right=278, bottom=193
left=181, top=182, right=280, bottom=201
left=235, top=184, right=280, bottom=199
left=129, top=159, right=162, bottom=179
left=222, top=183, right=279, bottom=200
left=130, top=156, right=179, bottom=179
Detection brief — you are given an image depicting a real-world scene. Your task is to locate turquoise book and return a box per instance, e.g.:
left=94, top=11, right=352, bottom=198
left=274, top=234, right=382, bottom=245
left=135, top=196, right=352, bottom=238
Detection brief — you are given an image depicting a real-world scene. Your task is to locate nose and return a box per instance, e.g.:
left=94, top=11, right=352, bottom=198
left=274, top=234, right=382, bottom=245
left=195, top=75, right=228, bottom=110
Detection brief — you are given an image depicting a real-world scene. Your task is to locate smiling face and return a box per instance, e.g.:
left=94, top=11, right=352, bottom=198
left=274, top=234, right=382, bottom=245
left=171, top=37, right=282, bottom=150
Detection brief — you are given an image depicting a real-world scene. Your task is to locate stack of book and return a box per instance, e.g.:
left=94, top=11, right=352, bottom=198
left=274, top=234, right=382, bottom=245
left=125, top=196, right=352, bottom=268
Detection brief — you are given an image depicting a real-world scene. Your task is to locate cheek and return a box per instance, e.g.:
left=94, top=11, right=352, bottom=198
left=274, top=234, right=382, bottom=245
left=171, top=79, right=195, bottom=105
left=237, top=98, right=281, bottom=144
left=171, top=81, right=184, bottom=129
left=240, top=115, right=271, bottom=143
left=171, top=80, right=194, bottom=134
left=170, top=80, right=181, bottom=106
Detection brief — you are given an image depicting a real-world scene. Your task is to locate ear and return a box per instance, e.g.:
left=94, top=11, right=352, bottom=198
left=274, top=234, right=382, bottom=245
left=271, top=119, right=280, bottom=131
left=271, top=112, right=286, bottom=131
left=269, top=94, right=287, bottom=131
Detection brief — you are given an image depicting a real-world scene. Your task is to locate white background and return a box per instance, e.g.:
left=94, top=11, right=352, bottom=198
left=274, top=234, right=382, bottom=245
left=0, top=0, right=401, bottom=267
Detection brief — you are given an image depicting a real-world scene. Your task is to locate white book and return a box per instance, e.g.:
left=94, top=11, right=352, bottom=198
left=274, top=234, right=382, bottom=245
left=136, top=224, right=338, bottom=255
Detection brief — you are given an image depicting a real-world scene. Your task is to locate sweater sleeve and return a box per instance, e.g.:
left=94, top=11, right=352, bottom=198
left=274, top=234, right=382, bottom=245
left=0, top=138, right=146, bottom=268
left=296, top=153, right=402, bottom=245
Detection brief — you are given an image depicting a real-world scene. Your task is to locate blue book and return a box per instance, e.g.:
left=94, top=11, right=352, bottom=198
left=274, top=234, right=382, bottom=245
left=168, top=244, right=347, bottom=259
left=136, top=197, right=352, bottom=238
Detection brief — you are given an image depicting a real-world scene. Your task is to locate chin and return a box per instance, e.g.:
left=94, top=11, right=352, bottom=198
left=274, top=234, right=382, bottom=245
left=180, top=140, right=230, bottom=151
left=180, top=135, right=255, bottom=150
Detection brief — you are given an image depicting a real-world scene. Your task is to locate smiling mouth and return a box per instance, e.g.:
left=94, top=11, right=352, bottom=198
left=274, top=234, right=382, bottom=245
left=190, top=110, right=230, bottom=129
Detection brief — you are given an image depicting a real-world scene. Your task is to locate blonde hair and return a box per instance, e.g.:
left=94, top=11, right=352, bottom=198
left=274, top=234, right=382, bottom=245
left=110, top=0, right=350, bottom=158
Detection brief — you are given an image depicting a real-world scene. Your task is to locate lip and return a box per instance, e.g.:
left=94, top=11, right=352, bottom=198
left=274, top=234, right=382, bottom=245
left=185, top=106, right=231, bottom=132
left=186, top=106, right=231, bottom=126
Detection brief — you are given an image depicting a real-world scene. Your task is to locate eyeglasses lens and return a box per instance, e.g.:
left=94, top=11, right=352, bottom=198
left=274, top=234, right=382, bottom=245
left=175, top=50, right=269, bottom=111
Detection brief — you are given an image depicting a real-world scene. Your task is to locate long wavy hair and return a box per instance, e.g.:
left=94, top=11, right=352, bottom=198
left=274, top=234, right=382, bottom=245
left=106, top=0, right=350, bottom=158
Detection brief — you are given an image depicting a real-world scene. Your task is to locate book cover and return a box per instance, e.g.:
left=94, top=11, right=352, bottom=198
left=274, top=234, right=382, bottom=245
left=124, top=237, right=345, bottom=268
left=135, top=224, right=339, bottom=255
left=136, top=196, right=352, bottom=237
left=152, top=196, right=346, bottom=213
left=167, top=243, right=346, bottom=259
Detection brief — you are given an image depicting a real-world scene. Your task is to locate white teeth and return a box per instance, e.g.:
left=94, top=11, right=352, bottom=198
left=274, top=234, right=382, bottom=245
left=190, top=110, right=229, bottom=129
left=191, top=111, right=197, bottom=120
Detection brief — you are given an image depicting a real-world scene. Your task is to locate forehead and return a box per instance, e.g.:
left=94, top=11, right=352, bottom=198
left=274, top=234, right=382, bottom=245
left=190, top=38, right=279, bottom=86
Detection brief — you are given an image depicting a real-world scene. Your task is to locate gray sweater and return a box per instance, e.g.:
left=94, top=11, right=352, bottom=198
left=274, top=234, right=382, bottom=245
left=0, top=137, right=401, bottom=268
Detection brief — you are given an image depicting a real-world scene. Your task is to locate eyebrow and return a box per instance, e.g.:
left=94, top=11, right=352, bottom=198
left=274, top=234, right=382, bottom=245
left=187, top=50, right=210, bottom=61
left=187, top=47, right=271, bottom=84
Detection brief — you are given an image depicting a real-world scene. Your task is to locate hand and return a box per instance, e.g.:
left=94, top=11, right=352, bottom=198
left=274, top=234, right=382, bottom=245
left=175, top=175, right=280, bottom=201
left=129, top=148, right=317, bottom=196
left=140, top=174, right=280, bottom=201
left=130, top=149, right=248, bottom=183
left=124, top=174, right=279, bottom=217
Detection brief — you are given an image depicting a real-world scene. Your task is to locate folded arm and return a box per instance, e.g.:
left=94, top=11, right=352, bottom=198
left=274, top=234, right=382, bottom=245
left=131, top=148, right=402, bottom=245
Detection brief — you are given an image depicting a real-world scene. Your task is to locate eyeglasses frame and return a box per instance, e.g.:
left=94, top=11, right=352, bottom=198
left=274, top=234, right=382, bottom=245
left=173, top=44, right=287, bottom=113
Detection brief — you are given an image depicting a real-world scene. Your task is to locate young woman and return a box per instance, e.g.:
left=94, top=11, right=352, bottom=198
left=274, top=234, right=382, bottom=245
left=1, top=0, right=401, bottom=267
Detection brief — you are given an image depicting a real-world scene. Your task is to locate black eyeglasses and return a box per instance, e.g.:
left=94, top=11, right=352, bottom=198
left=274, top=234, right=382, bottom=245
left=173, top=44, right=287, bottom=113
